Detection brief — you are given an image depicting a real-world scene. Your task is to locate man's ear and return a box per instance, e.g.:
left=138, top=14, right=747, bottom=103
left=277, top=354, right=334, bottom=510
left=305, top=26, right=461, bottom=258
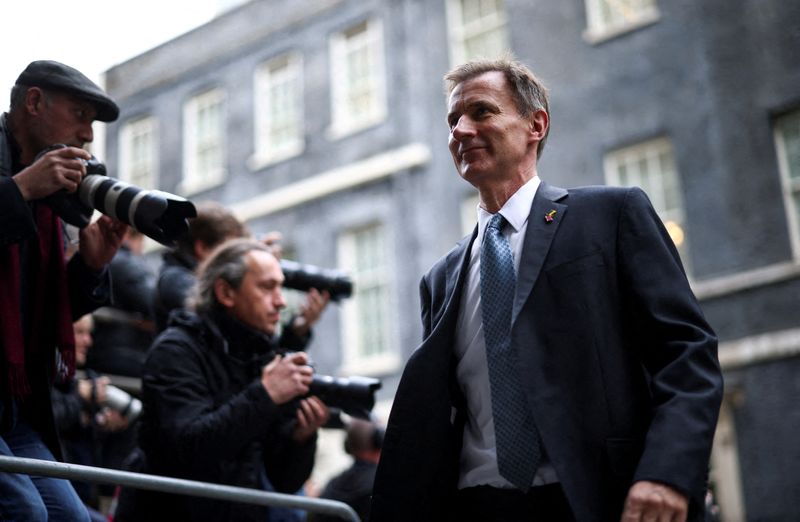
left=214, top=279, right=236, bottom=309
left=24, top=87, right=45, bottom=116
left=528, top=109, right=549, bottom=143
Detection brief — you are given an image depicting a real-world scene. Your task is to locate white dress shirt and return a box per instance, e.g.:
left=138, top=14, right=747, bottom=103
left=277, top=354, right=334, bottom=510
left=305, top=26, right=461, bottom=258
left=453, top=175, right=558, bottom=489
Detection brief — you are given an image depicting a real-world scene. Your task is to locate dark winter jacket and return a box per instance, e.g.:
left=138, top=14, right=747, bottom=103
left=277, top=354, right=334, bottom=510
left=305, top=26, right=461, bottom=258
left=126, top=309, right=317, bottom=522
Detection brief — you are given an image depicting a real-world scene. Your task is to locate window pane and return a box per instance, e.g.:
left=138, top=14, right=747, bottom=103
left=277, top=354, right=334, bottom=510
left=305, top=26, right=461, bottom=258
left=341, top=224, right=389, bottom=362
left=450, top=0, right=509, bottom=62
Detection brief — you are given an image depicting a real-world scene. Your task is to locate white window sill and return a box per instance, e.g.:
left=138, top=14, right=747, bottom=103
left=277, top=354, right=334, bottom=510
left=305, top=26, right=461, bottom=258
left=582, top=11, right=660, bottom=45
left=247, top=144, right=304, bottom=172
left=177, top=173, right=227, bottom=196
left=326, top=110, right=387, bottom=141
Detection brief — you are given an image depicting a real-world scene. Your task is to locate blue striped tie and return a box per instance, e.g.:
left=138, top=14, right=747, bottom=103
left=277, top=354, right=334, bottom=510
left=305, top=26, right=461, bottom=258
left=480, top=213, right=542, bottom=491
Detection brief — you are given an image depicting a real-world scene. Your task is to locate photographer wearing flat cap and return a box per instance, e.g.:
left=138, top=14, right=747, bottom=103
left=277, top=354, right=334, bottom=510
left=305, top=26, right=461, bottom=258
left=0, top=60, right=127, bottom=521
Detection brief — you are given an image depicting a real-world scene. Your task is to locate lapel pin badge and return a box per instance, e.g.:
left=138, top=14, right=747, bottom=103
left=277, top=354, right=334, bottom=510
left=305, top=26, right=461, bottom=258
left=545, top=210, right=557, bottom=223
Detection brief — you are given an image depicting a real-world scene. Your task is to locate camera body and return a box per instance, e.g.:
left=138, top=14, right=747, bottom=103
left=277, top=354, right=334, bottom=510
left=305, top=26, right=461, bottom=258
left=43, top=145, right=197, bottom=247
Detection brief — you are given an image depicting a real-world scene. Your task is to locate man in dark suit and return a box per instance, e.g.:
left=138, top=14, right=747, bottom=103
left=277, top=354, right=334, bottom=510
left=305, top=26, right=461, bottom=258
left=370, top=59, right=723, bottom=522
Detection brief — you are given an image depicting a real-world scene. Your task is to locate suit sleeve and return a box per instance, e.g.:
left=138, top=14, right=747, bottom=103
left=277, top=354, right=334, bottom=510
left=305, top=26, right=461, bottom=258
left=617, top=187, right=723, bottom=507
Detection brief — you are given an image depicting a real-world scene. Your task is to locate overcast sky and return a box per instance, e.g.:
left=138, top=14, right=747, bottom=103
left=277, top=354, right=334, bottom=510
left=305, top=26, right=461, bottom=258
left=0, top=1, right=224, bottom=100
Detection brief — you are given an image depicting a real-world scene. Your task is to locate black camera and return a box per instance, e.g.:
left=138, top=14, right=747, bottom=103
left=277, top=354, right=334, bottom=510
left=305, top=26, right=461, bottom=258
left=309, top=374, right=381, bottom=420
left=43, top=145, right=196, bottom=247
left=280, top=260, right=354, bottom=301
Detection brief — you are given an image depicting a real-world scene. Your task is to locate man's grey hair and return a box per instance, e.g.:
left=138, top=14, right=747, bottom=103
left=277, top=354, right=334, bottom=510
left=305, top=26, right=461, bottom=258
left=9, top=85, right=53, bottom=113
left=443, top=56, right=551, bottom=156
left=190, top=238, right=272, bottom=314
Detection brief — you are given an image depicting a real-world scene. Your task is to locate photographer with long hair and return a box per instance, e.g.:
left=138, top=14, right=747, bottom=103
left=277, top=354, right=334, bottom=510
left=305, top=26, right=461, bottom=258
left=116, top=238, right=330, bottom=522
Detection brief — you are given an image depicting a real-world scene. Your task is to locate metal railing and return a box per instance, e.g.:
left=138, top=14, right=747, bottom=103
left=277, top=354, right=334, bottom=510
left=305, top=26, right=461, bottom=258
left=0, top=455, right=360, bottom=522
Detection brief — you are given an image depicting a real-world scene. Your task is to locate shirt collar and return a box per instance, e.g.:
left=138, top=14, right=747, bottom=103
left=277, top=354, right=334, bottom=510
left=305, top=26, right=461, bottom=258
left=477, top=175, right=541, bottom=234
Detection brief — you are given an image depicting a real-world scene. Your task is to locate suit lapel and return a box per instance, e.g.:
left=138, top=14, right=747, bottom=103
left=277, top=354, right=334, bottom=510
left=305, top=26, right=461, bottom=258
left=512, top=182, right=569, bottom=325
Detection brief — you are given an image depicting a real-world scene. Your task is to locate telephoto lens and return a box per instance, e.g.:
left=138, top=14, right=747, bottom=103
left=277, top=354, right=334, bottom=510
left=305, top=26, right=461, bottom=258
left=280, top=260, right=354, bottom=301
left=104, top=385, right=143, bottom=423
left=308, top=375, right=381, bottom=420
left=41, top=144, right=197, bottom=247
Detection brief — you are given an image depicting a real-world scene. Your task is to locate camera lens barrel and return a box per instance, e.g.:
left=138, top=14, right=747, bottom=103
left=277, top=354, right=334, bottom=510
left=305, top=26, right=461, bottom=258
left=280, top=260, right=354, bottom=300
left=308, top=374, right=381, bottom=420
left=77, top=174, right=196, bottom=247
left=104, top=385, right=143, bottom=423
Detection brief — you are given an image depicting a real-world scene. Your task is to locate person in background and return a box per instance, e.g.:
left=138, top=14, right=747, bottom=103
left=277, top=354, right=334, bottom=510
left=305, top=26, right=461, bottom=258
left=0, top=59, right=127, bottom=521
left=154, top=201, right=248, bottom=332
left=89, top=227, right=157, bottom=378
left=312, top=419, right=383, bottom=522
left=52, top=315, right=130, bottom=521
left=154, top=200, right=330, bottom=349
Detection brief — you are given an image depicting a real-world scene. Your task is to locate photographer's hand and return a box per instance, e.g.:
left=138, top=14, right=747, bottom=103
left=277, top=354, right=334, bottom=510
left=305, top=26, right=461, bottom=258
left=79, top=215, right=127, bottom=271
left=12, top=146, right=90, bottom=201
left=261, top=352, right=313, bottom=404
left=292, top=396, right=330, bottom=443
left=291, top=289, right=331, bottom=337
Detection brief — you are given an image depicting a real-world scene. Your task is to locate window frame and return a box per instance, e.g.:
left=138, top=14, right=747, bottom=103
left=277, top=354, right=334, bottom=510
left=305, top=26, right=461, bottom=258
left=251, top=52, right=305, bottom=170
left=774, top=109, right=800, bottom=260
left=445, top=0, right=510, bottom=66
left=181, top=87, right=227, bottom=195
left=119, top=115, right=158, bottom=190
left=583, top=0, right=660, bottom=44
left=328, top=18, right=388, bottom=140
left=337, top=222, right=399, bottom=376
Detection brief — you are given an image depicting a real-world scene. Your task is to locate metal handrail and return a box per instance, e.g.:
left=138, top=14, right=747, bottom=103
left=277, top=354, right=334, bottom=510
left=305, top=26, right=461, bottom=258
left=0, top=455, right=360, bottom=522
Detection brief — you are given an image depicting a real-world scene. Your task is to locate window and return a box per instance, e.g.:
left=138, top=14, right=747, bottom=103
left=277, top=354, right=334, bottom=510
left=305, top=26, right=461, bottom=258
left=329, top=19, right=387, bottom=138
left=584, top=0, right=660, bottom=42
left=774, top=109, right=800, bottom=259
left=338, top=223, right=397, bottom=375
left=182, top=88, right=226, bottom=193
left=446, top=0, right=509, bottom=65
left=119, top=116, right=157, bottom=189
left=604, top=137, right=690, bottom=270
left=253, top=53, right=304, bottom=168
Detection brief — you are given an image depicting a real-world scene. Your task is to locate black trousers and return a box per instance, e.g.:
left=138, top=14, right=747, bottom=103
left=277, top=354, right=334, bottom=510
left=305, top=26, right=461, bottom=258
left=453, top=483, right=575, bottom=522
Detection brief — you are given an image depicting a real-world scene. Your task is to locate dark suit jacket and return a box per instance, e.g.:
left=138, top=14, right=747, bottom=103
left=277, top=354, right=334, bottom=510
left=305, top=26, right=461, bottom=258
left=371, top=183, right=723, bottom=522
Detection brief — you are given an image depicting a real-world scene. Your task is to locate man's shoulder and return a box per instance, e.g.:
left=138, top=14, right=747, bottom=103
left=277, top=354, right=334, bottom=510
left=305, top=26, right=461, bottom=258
left=562, top=184, right=638, bottom=201
left=424, top=233, right=473, bottom=279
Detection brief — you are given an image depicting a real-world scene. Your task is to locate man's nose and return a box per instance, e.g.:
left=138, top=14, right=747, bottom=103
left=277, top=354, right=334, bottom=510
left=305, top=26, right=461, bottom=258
left=78, top=122, right=94, bottom=143
left=275, top=289, right=287, bottom=310
left=451, top=116, right=475, bottom=140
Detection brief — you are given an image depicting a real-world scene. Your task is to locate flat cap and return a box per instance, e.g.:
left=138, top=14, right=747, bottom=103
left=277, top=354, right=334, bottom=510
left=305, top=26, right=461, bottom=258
left=15, top=60, right=119, bottom=122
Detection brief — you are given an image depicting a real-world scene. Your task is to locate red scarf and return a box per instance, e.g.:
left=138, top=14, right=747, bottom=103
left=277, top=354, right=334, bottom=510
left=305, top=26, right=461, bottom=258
left=1, top=203, right=75, bottom=397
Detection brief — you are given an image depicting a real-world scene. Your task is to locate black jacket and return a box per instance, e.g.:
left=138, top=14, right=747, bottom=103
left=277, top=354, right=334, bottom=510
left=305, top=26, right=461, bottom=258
left=129, top=310, right=317, bottom=522
left=1, top=113, right=111, bottom=459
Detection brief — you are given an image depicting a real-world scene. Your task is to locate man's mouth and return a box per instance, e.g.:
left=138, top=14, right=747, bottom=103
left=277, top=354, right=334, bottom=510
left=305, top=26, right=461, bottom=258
left=460, top=146, right=485, bottom=160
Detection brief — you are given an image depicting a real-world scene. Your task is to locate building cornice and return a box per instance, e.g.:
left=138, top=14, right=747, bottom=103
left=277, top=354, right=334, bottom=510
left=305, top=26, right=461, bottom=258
left=693, top=261, right=800, bottom=300
left=719, top=327, right=800, bottom=370
left=232, top=142, right=431, bottom=221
